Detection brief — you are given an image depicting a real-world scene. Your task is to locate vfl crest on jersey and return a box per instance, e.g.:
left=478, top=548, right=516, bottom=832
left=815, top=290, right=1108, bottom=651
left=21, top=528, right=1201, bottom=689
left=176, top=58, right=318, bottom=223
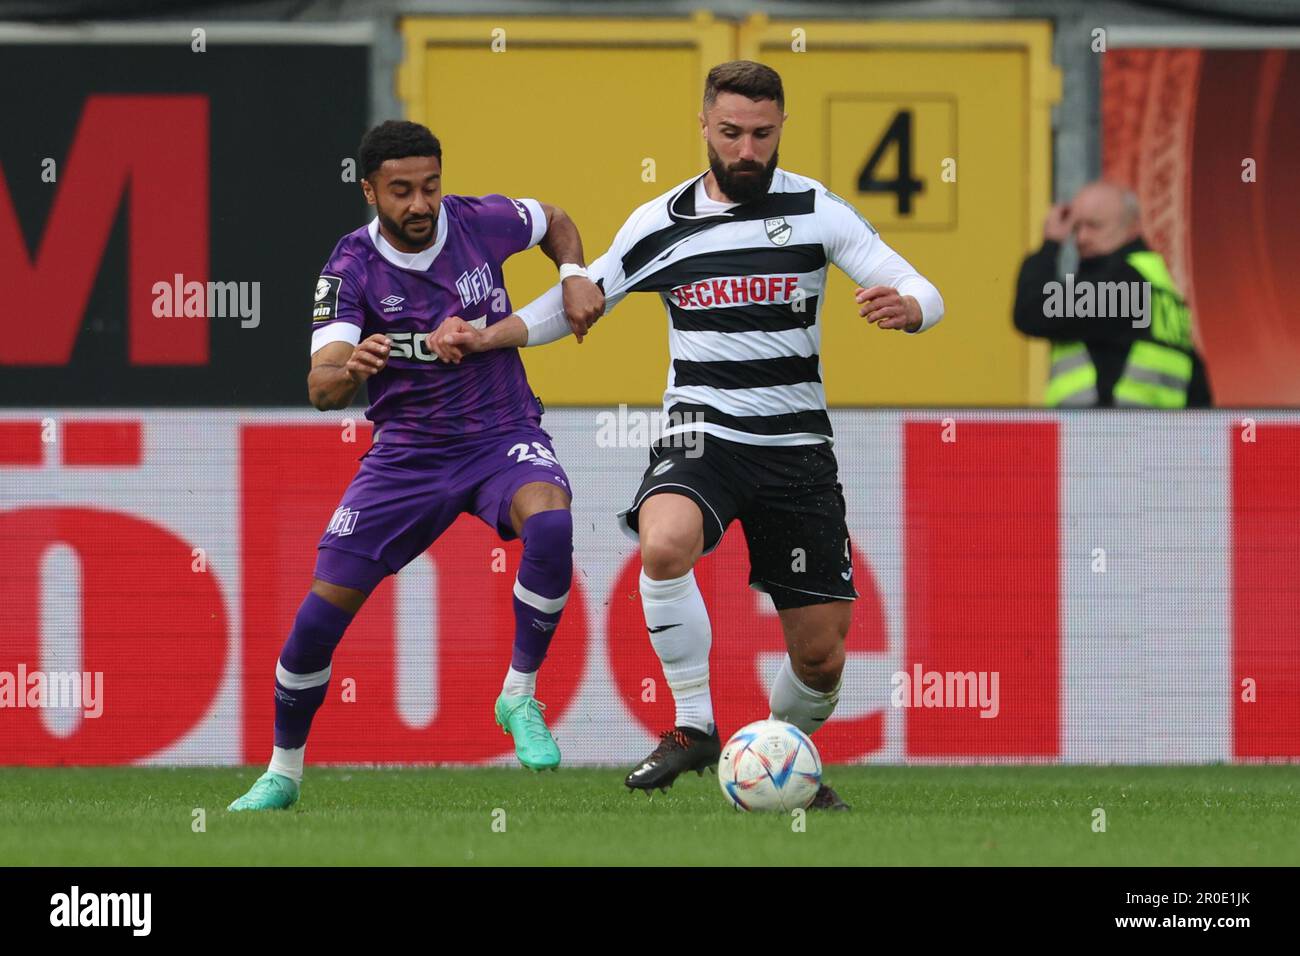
left=456, top=262, right=494, bottom=310
left=765, top=217, right=792, bottom=246
left=313, top=275, right=342, bottom=323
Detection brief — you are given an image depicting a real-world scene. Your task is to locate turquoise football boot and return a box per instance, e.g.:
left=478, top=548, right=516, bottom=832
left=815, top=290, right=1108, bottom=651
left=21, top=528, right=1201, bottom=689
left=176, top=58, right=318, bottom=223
left=494, top=694, right=561, bottom=771
left=227, top=770, right=300, bottom=811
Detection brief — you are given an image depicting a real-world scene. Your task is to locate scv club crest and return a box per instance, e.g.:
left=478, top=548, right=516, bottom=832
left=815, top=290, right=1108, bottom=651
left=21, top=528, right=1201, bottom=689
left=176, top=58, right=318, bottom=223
left=765, top=217, right=792, bottom=246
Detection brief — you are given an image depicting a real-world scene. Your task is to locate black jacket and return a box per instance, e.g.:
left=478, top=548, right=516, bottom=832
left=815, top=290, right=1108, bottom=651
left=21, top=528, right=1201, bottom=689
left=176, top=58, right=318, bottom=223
left=1012, top=237, right=1212, bottom=407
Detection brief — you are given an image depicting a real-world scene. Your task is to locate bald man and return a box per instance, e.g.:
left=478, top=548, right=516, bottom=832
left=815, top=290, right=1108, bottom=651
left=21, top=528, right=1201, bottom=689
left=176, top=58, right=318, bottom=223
left=1013, top=181, right=1211, bottom=407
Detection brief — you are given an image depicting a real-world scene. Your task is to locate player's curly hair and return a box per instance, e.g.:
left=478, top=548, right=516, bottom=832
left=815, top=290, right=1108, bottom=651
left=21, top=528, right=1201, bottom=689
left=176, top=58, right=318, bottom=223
left=704, top=61, right=784, bottom=111
left=358, top=120, right=442, bottom=180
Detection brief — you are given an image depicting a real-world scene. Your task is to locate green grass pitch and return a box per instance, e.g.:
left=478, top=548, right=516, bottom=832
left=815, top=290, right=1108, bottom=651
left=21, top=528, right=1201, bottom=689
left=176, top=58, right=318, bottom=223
left=3, top=766, right=1298, bottom=866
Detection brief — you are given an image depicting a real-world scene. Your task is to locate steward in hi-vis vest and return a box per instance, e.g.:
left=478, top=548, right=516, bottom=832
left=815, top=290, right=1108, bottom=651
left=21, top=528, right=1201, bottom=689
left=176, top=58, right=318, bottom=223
left=1013, top=182, right=1212, bottom=408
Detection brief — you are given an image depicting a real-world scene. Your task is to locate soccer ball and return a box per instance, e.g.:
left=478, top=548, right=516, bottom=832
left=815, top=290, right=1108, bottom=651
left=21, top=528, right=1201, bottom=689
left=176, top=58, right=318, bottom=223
left=718, top=719, right=822, bottom=812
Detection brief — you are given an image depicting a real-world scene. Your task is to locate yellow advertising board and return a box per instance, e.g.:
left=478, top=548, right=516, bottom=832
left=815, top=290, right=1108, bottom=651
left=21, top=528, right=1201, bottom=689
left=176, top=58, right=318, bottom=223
left=398, top=16, right=1058, bottom=405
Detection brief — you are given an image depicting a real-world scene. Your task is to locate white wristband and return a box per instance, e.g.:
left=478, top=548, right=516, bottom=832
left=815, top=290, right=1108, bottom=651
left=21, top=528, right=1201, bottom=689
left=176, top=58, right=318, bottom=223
left=558, top=263, right=589, bottom=282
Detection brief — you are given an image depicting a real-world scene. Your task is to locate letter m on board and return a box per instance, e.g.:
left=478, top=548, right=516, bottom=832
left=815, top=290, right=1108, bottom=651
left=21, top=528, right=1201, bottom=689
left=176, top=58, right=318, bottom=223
left=0, top=95, right=209, bottom=365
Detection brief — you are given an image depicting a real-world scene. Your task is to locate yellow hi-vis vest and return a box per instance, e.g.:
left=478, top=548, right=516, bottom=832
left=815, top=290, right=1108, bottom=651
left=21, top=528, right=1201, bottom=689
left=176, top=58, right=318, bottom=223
left=1045, top=251, right=1194, bottom=408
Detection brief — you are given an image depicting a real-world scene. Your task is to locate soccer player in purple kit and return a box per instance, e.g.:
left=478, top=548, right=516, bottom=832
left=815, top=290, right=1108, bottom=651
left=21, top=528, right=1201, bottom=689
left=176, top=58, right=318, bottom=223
left=228, top=120, right=604, bottom=811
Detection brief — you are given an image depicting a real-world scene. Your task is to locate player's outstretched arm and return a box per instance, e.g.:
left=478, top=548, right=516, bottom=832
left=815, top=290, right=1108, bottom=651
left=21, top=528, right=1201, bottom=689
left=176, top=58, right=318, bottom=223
left=427, top=200, right=654, bottom=363
left=426, top=316, right=526, bottom=364
left=307, top=335, right=391, bottom=409
left=534, top=202, right=605, bottom=337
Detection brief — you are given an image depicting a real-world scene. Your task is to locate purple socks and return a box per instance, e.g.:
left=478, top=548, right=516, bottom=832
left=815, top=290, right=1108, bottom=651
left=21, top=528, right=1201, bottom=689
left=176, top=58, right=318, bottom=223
left=509, top=509, right=573, bottom=673
left=272, top=508, right=571, bottom=751
left=273, top=591, right=355, bottom=749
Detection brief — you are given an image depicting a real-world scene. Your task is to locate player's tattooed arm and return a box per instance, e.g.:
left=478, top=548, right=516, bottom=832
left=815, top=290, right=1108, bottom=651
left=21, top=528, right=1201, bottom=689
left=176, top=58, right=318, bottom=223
left=536, top=202, right=605, bottom=341
left=308, top=335, right=390, bottom=409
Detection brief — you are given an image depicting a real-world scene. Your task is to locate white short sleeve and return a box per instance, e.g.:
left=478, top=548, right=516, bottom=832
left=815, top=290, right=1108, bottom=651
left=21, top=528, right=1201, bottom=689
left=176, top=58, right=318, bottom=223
left=518, top=198, right=547, bottom=249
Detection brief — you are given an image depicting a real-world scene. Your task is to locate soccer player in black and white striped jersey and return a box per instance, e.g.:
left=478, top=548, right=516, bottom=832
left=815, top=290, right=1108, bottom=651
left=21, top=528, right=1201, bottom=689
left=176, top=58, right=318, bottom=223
left=429, top=61, right=943, bottom=809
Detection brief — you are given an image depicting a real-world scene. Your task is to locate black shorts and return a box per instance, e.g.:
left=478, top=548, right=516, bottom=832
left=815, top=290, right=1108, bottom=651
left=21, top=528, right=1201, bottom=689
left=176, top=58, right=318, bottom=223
left=618, top=432, right=858, bottom=610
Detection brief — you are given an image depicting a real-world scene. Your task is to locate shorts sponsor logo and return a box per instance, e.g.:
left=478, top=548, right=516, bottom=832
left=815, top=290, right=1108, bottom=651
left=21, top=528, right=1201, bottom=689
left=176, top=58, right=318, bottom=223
left=326, top=506, right=359, bottom=537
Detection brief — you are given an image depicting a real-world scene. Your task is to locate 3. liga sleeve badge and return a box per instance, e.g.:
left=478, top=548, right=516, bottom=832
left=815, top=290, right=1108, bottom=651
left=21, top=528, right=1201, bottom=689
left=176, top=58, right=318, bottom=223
left=313, top=275, right=343, bottom=324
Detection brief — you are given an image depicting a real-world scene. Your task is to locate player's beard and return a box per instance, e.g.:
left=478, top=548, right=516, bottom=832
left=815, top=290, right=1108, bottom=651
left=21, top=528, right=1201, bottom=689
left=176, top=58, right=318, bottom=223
left=379, top=207, right=437, bottom=251
left=707, top=143, right=778, bottom=204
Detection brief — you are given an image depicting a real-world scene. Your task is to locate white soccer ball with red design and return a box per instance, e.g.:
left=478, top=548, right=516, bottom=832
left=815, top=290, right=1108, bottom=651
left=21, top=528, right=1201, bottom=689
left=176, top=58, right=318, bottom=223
left=718, top=719, right=822, bottom=812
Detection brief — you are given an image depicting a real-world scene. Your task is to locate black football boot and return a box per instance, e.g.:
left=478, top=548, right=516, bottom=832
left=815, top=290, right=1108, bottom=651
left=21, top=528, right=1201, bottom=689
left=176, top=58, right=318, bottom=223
left=624, top=726, right=722, bottom=793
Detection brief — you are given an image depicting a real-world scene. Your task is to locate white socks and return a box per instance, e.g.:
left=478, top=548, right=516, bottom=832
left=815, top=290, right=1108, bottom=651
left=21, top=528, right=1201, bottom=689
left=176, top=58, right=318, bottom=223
left=502, top=666, right=538, bottom=698
left=769, top=655, right=839, bottom=735
left=640, top=568, right=714, bottom=733
left=268, top=745, right=305, bottom=785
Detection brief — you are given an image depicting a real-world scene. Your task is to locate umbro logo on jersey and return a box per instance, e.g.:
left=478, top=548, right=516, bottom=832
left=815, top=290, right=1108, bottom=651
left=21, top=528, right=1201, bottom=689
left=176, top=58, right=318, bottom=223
left=765, top=216, right=792, bottom=245
left=380, top=294, right=405, bottom=313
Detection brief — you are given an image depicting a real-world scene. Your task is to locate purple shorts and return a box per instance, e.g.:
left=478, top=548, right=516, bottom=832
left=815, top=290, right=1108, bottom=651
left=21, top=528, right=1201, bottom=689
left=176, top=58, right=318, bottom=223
left=314, top=425, right=572, bottom=592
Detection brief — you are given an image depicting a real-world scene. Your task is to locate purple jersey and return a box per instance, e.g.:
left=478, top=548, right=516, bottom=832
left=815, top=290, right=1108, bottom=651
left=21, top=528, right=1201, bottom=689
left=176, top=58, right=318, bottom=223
left=310, top=194, right=548, bottom=443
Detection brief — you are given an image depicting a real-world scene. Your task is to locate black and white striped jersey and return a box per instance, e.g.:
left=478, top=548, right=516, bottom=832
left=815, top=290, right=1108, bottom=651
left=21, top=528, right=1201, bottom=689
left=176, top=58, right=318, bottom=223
left=516, top=168, right=944, bottom=447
